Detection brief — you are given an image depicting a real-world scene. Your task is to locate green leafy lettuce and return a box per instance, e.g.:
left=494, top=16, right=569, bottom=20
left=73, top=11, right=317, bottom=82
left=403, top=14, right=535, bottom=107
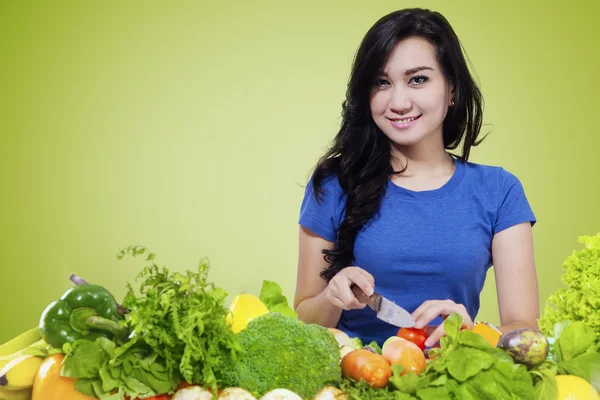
left=258, top=280, right=297, bottom=317
left=391, top=314, right=536, bottom=399
left=539, top=233, right=600, bottom=337
left=62, top=336, right=179, bottom=400
left=118, top=246, right=240, bottom=393
left=550, top=320, right=600, bottom=391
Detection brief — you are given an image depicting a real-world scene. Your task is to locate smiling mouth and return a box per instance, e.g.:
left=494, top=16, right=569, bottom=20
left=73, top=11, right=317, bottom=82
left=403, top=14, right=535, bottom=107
left=388, top=115, right=421, bottom=128
left=389, top=115, right=421, bottom=123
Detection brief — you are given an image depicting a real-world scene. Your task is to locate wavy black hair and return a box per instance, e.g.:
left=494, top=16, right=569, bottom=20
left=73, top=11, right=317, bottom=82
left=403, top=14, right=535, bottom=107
left=312, top=8, right=486, bottom=282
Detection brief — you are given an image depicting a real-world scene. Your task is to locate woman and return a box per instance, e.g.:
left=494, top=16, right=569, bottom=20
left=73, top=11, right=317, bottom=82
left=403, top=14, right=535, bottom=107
left=294, top=8, right=540, bottom=348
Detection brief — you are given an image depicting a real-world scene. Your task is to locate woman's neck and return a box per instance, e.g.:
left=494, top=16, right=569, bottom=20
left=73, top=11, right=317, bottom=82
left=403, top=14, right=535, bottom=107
left=391, top=148, right=455, bottom=177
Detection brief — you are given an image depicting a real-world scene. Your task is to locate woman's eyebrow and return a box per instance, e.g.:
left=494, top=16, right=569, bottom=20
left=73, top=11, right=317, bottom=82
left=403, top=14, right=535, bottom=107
left=377, top=66, right=434, bottom=77
left=405, top=66, right=434, bottom=75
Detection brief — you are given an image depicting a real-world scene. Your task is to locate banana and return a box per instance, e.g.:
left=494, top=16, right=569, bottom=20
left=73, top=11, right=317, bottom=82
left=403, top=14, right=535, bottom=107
left=0, top=354, right=44, bottom=391
left=0, top=335, right=47, bottom=396
left=0, top=328, right=40, bottom=357
left=0, top=339, right=47, bottom=370
left=0, top=386, right=32, bottom=400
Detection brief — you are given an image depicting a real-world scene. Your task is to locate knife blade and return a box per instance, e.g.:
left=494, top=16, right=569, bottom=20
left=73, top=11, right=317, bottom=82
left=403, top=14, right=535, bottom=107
left=351, top=285, right=416, bottom=328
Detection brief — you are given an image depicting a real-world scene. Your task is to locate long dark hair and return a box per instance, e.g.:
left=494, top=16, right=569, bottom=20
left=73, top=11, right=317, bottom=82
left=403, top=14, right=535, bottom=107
left=312, top=8, right=486, bottom=282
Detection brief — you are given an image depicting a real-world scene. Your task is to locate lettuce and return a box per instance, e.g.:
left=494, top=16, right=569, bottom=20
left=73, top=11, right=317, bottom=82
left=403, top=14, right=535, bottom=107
left=539, top=233, right=600, bottom=338
left=258, top=280, right=297, bottom=318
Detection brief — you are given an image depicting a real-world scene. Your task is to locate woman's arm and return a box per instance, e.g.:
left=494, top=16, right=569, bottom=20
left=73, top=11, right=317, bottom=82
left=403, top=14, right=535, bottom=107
left=492, top=222, right=540, bottom=333
left=294, top=226, right=343, bottom=327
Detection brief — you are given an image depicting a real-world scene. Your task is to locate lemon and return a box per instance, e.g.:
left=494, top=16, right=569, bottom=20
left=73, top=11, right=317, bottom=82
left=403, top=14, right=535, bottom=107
left=556, top=375, right=599, bottom=400
left=227, top=293, right=269, bottom=333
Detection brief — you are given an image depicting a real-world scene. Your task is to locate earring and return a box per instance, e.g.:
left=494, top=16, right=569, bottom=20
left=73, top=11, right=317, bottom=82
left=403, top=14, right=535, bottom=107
left=450, top=100, right=455, bottom=106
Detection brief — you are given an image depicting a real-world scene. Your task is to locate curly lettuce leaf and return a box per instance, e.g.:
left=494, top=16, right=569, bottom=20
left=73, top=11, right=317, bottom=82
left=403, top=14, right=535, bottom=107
left=539, top=233, right=600, bottom=337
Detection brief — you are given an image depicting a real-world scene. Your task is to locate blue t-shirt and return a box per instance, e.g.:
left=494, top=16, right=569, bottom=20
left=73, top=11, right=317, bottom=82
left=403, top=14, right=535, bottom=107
left=298, top=159, right=536, bottom=346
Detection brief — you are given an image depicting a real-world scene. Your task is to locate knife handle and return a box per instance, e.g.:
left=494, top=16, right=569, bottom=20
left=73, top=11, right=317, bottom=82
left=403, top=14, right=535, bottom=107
left=351, top=285, right=381, bottom=312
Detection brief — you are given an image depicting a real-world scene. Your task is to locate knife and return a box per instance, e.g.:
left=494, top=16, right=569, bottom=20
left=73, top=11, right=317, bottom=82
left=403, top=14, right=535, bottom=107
left=351, top=285, right=416, bottom=328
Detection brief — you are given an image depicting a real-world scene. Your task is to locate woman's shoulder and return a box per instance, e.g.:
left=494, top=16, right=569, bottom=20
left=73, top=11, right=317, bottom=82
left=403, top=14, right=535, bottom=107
left=461, top=160, right=526, bottom=194
left=463, top=160, right=522, bottom=182
left=302, top=172, right=346, bottom=206
left=306, top=171, right=344, bottom=194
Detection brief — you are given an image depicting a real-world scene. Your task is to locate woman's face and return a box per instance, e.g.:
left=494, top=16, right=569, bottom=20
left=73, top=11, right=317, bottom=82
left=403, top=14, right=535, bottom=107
left=370, top=37, right=454, bottom=150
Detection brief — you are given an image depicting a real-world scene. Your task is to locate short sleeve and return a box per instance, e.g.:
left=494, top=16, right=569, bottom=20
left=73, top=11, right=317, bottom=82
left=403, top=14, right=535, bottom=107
left=493, top=169, right=536, bottom=235
left=298, top=175, right=345, bottom=242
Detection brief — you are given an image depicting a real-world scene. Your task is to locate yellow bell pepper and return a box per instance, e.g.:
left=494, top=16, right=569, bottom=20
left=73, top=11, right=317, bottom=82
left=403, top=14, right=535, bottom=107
left=32, top=354, right=96, bottom=400
left=471, top=321, right=503, bottom=347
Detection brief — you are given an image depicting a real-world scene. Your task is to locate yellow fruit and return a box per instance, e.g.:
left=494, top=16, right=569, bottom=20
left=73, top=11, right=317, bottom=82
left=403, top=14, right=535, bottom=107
left=0, top=386, right=32, bottom=400
left=0, top=328, right=40, bottom=357
left=227, top=294, right=269, bottom=333
left=471, top=321, right=503, bottom=347
left=556, top=375, right=599, bottom=400
left=0, top=354, right=44, bottom=391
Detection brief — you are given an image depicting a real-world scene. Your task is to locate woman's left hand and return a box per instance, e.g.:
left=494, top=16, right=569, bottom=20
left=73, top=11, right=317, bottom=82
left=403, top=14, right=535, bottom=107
left=411, top=299, right=474, bottom=347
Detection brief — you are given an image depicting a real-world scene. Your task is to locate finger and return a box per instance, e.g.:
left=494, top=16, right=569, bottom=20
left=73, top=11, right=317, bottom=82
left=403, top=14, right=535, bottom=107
left=411, top=300, right=438, bottom=329
left=423, top=325, right=437, bottom=336
left=424, top=324, right=446, bottom=348
left=346, top=269, right=375, bottom=296
left=356, top=267, right=375, bottom=285
left=337, top=280, right=367, bottom=310
left=328, top=295, right=350, bottom=311
left=411, top=300, right=434, bottom=323
left=414, top=301, right=459, bottom=329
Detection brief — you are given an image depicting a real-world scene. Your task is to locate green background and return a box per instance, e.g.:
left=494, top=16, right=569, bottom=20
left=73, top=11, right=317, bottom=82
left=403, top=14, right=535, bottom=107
left=1, top=0, right=598, bottom=343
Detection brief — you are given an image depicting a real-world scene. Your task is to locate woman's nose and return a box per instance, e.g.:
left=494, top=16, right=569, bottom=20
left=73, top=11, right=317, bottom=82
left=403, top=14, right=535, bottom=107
left=388, top=86, right=412, bottom=113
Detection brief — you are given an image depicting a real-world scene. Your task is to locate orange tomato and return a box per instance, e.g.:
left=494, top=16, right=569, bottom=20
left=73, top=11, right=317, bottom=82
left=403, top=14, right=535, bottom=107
left=341, top=349, right=392, bottom=388
left=382, top=337, right=426, bottom=376
left=32, top=354, right=97, bottom=400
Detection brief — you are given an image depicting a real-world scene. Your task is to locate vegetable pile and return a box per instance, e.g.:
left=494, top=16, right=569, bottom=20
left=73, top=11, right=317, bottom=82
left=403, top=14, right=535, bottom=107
left=1, top=233, right=600, bottom=400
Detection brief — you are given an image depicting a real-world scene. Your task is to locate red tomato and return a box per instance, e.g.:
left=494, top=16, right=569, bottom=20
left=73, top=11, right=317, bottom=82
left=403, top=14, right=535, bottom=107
left=397, top=327, right=428, bottom=351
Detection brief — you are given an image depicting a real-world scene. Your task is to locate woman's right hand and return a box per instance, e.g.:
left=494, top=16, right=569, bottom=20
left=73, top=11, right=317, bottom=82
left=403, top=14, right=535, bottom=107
left=325, top=266, right=375, bottom=310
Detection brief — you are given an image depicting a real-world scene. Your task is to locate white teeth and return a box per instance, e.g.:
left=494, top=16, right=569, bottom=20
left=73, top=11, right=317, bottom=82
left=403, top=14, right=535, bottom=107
left=393, top=116, right=418, bottom=124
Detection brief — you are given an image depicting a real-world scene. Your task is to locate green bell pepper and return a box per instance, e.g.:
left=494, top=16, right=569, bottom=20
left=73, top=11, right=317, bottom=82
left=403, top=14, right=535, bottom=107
left=39, top=283, right=128, bottom=349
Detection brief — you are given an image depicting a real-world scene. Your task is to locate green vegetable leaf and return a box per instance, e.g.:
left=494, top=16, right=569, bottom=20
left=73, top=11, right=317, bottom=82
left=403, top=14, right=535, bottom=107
left=99, top=365, right=121, bottom=392
left=259, top=280, right=297, bottom=318
left=530, top=369, right=558, bottom=400
left=120, top=247, right=240, bottom=392
left=365, top=341, right=381, bottom=355
left=74, top=378, right=100, bottom=397
left=553, top=320, right=573, bottom=340
left=560, top=350, right=600, bottom=388
left=556, top=321, right=596, bottom=360
left=388, top=365, right=418, bottom=393
left=457, top=329, right=493, bottom=350
left=445, top=347, right=495, bottom=382
left=443, top=313, right=462, bottom=345
left=539, top=233, right=600, bottom=337
left=62, top=339, right=108, bottom=379
left=416, top=379, right=457, bottom=400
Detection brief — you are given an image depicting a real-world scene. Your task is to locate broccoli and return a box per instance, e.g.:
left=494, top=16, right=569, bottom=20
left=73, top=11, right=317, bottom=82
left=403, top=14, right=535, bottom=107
left=219, top=312, right=342, bottom=399
left=350, top=337, right=363, bottom=350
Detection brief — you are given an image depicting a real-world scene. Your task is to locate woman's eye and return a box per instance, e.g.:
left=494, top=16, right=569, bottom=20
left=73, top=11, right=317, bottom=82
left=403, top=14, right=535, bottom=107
left=410, top=75, right=429, bottom=85
left=377, top=78, right=391, bottom=87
